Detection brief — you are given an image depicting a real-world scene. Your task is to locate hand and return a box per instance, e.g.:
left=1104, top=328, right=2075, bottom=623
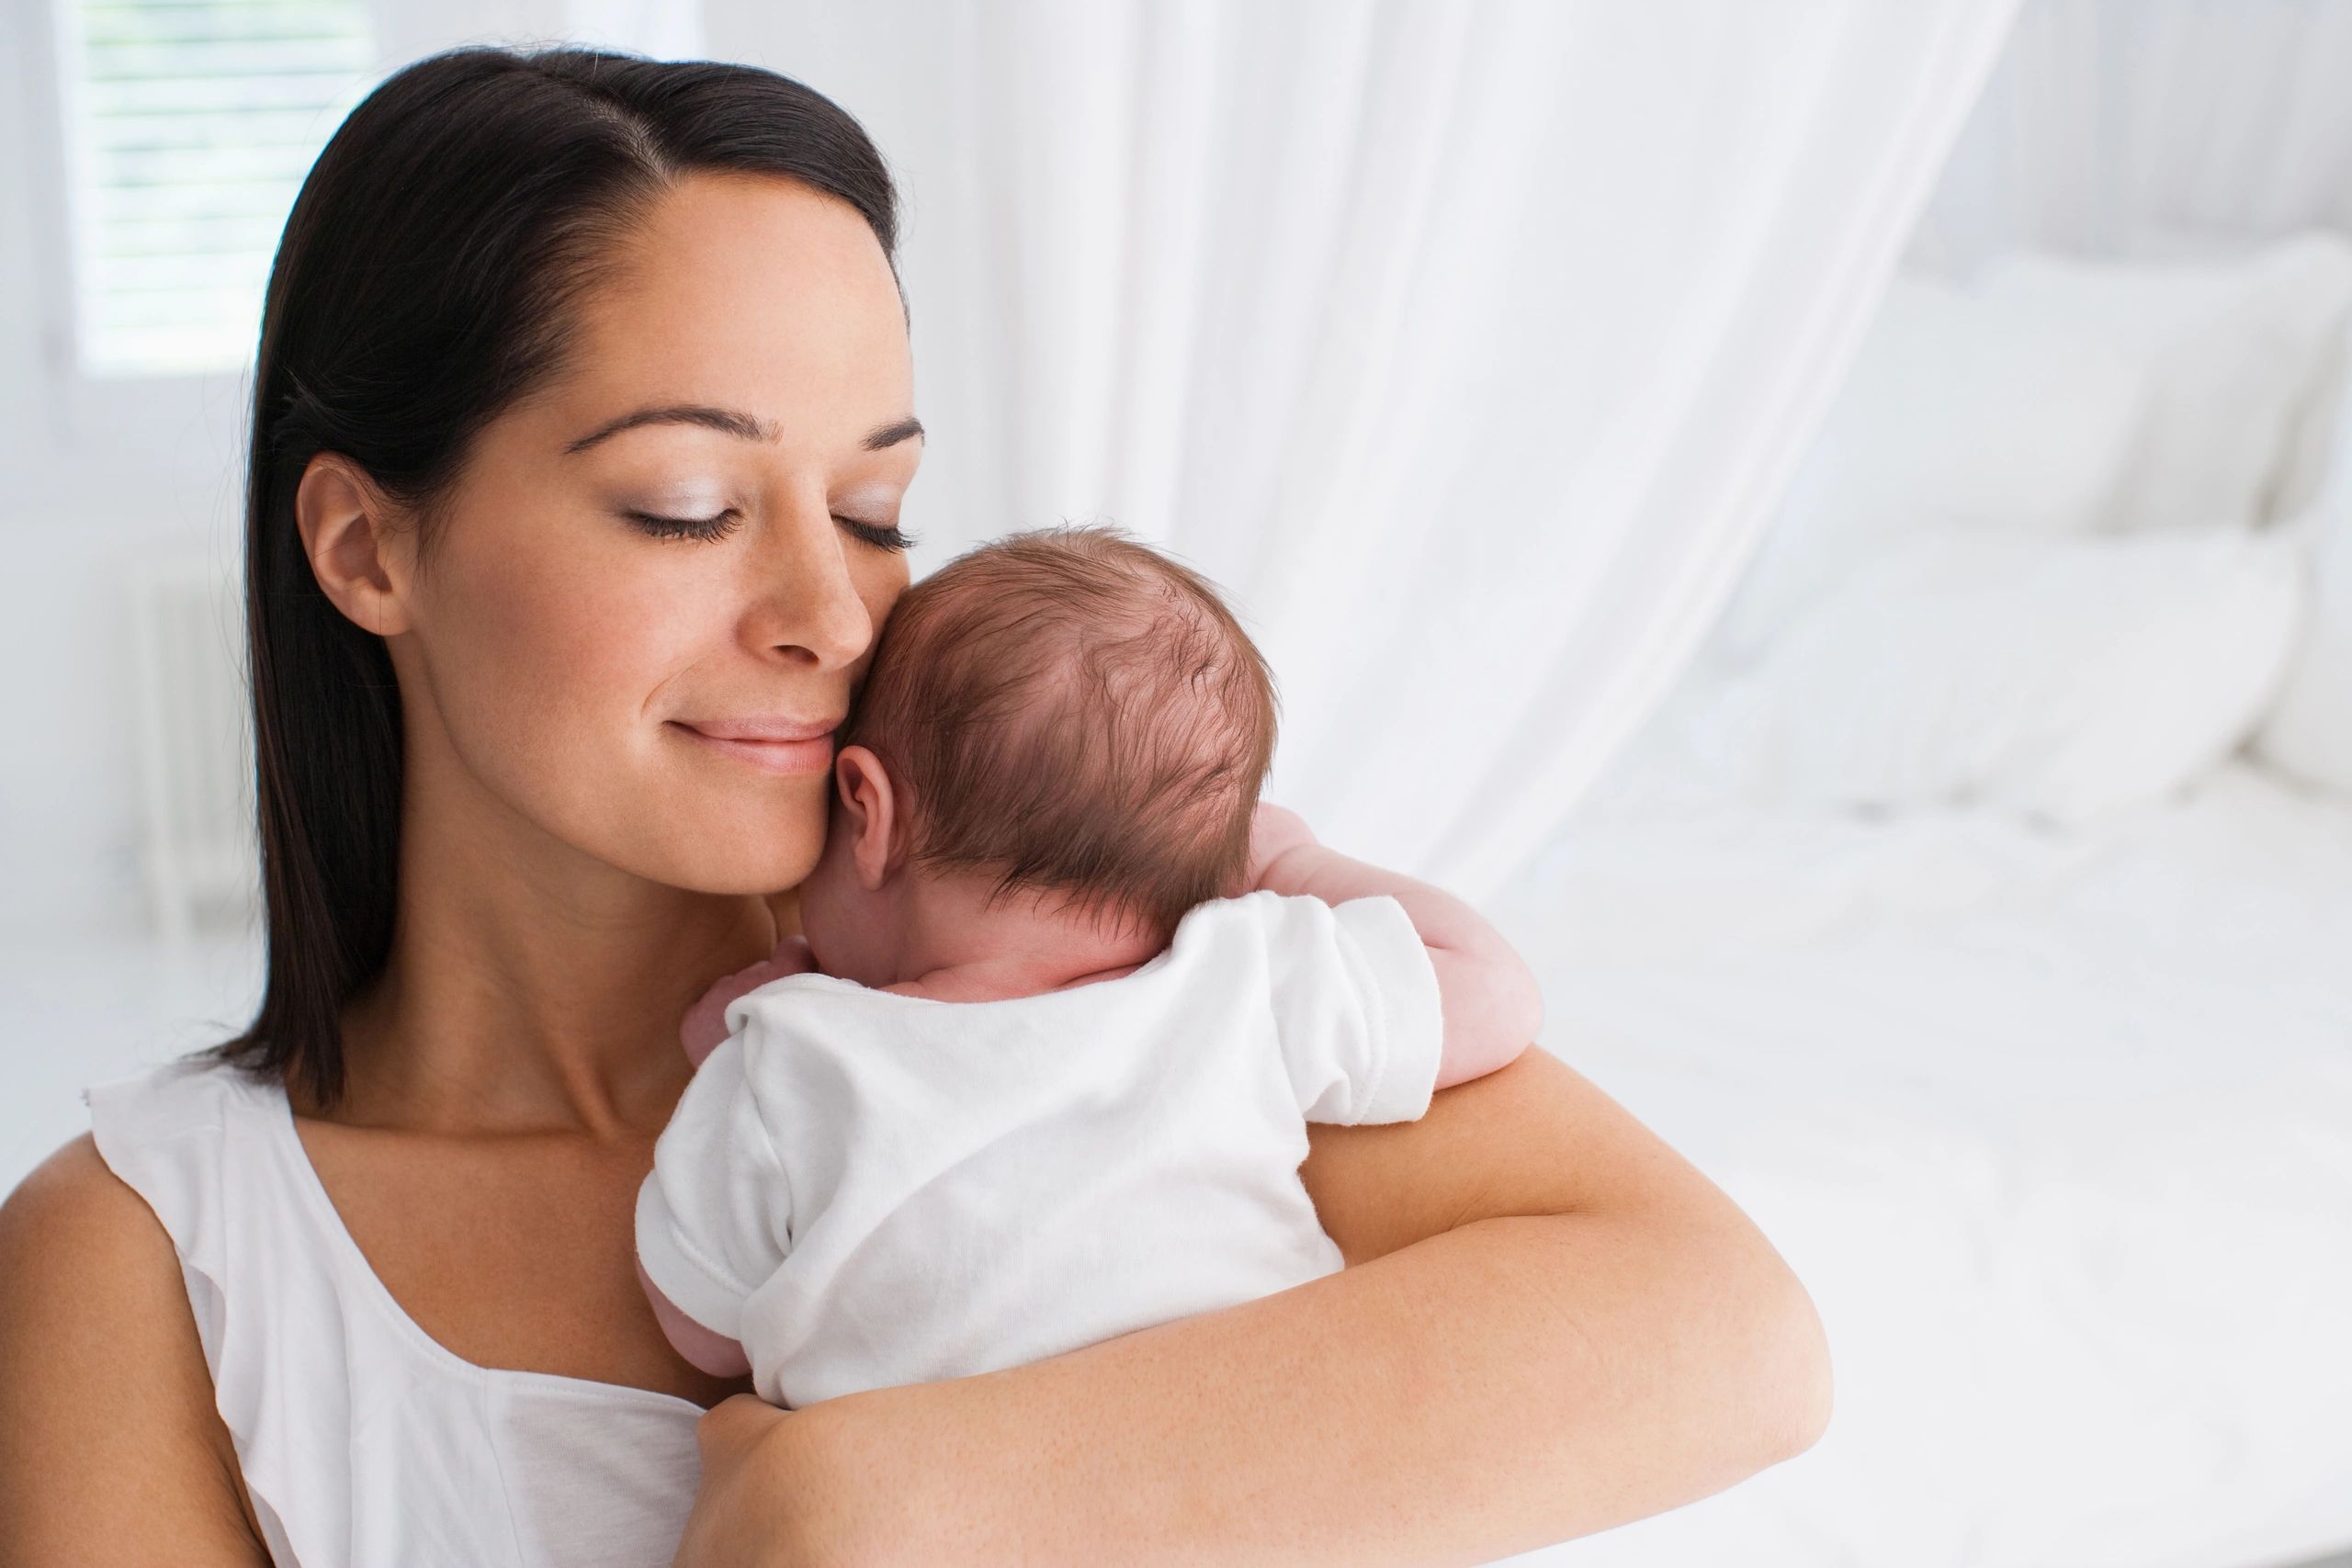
left=671, top=1395, right=805, bottom=1566
left=1243, top=800, right=1319, bottom=892
left=680, top=935, right=818, bottom=1068
left=671, top=1392, right=917, bottom=1568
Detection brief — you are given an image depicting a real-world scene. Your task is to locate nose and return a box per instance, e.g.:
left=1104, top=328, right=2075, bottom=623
left=739, top=495, right=880, bottom=671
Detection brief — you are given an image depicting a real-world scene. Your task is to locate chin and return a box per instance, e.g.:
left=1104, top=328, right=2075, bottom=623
left=637, top=826, right=825, bottom=899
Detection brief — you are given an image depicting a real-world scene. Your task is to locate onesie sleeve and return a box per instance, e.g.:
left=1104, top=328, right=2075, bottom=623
left=1259, top=892, right=1445, bottom=1126
left=634, top=1027, right=795, bottom=1342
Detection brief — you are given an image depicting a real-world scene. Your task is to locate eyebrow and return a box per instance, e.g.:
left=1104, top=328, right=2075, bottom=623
left=563, top=405, right=925, bottom=456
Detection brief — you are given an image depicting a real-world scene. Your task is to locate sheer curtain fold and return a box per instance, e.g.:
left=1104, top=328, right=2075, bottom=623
left=710, top=0, right=2020, bottom=897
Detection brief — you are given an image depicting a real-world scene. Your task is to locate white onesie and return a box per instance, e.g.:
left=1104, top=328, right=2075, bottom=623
left=634, top=888, right=1444, bottom=1410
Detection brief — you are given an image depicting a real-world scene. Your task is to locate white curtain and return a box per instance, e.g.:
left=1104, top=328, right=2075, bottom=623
left=1911, top=0, right=2352, bottom=274
left=695, top=0, right=2019, bottom=900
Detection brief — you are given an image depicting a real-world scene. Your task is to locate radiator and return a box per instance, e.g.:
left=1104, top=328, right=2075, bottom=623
left=127, top=556, right=256, bottom=942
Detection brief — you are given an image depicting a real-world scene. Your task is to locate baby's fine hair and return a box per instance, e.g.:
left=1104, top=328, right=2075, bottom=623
left=837, top=523, right=1281, bottom=944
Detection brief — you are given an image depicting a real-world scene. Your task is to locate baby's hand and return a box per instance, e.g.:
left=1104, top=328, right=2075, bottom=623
left=680, top=934, right=817, bottom=1068
left=1243, top=801, right=1319, bottom=892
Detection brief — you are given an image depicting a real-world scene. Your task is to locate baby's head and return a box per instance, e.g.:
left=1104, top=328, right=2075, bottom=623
left=797, top=524, right=1279, bottom=986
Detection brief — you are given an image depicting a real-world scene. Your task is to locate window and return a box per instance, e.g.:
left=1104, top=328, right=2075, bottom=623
left=55, top=0, right=378, bottom=377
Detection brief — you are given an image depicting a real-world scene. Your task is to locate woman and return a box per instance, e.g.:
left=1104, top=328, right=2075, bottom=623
left=0, top=45, right=1829, bottom=1566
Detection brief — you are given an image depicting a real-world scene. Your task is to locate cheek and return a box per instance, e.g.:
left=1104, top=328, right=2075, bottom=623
left=850, top=558, right=912, bottom=682
left=408, top=516, right=826, bottom=888
left=433, top=526, right=690, bottom=771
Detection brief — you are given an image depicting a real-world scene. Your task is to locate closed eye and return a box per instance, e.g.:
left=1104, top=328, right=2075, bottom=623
left=837, top=517, right=918, bottom=553
left=623, top=509, right=918, bottom=552
left=625, top=508, right=740, bottom=542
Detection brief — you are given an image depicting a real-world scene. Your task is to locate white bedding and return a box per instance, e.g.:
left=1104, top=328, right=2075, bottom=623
left=1485, top=761, right=2352, bottom=1568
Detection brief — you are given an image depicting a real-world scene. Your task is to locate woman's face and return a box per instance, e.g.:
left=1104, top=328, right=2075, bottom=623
left=385, top=171, right=922, bottom=896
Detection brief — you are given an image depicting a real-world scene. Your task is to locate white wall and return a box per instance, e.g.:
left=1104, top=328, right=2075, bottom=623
left=1908, top=0, right=2352, bottom=271
left=0, top=0, right=254, bottom=937
left=0, top=0, right=684, bottom=942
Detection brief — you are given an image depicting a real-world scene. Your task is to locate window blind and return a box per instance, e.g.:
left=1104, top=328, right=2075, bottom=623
left=62, top=0, right=376, bottom=376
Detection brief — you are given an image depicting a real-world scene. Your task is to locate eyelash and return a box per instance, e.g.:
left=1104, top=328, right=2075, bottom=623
left=625, top=509, right=917, bottom=553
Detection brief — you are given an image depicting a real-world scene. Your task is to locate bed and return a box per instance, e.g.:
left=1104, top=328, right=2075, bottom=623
left=1484, top=231, right=2352, bottom=1567
left=1486, top=762, right=2352, bottom=1567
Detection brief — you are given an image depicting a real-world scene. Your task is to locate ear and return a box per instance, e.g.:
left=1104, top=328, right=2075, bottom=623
left=294, top=451, right=414, bottom=637
left=832, top=745, right=901, bottom=891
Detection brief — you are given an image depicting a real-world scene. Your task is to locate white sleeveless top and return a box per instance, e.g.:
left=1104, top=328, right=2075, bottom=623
left=84, top=1054, right=705, bottom=1567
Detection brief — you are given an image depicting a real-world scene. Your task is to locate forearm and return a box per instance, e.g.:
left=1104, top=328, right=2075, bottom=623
left=776, top=1058, right=1829, bottom=1566
left=1258, top=840, right=1491, bottom=950
left=1260, top=841, right=1543, bottom=1088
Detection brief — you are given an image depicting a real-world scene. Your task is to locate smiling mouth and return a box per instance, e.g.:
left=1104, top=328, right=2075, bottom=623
left=671, top=720, right=840, bottom=776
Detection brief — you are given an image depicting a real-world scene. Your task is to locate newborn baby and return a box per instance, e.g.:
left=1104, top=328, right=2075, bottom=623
left=633, top=524, right=1544, bottom=1409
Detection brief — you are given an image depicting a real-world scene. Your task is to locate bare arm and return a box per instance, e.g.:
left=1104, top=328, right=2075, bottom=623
left=1253, top=811, right=1545, bottom=1089
left=0, top=1135, right=273, bottom=1565
left=636, top=1257, right=754, bottom=1380
left=682, top=1046, right=1834, bottom=1566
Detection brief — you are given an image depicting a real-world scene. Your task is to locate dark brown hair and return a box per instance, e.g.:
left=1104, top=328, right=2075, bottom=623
left=837, top=523, right=1282, bottom=945
left=213, top=44, right=901, bottom=1110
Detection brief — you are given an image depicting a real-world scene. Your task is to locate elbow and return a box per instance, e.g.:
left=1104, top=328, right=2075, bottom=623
left=1750, top=1261, right=1836, bottom=1465
left=1476, top=941, right=1545, bottom=1058
left=1649, top=1220, right=1836, bottom=1478
left=1484, top=962, right=1546, bottom=1077
left=1507, top=959, right=1544, bottom=1058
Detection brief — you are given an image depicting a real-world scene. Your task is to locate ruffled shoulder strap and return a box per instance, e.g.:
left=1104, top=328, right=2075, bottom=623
left=84, top=1055, right=254, bottom=1372
left=83, top=1053, right=352, bottom=1566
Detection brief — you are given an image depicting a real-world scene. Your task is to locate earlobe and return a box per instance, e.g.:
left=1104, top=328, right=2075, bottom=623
left=295, top=452, right=413, bottom=637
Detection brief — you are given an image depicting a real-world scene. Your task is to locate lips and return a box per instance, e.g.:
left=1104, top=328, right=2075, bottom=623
left=672, top=714, right=844, bottom=776
left=679, top=714, right=845, bottom=743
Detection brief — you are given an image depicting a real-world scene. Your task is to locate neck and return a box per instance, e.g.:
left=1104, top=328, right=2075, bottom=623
left=325, top=749, right=786, bottom=1141
left=882, top=875, right=1170, bottom=1001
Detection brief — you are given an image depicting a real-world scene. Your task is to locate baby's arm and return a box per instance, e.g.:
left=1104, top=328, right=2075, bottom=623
left=637, top=1258, right=752, bottom=1379
left=642, top=981, right=805, bottom=1389
left=1249, top=806, right=1542, bottom=1089
left=652, top=937, right=812, bottom=1370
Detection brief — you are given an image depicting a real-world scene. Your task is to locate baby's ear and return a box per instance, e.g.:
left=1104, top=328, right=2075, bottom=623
left=833, top=745, right=901, bottom=888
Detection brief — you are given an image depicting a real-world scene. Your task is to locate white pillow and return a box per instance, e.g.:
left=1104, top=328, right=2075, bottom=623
left=2123, top=226, right=2352, bottom=525
left=1977, top=234, right=2352, bottom=534
left=1714, top=276, right=2145, bottom=661
left=2257, top=499, right=2352, bottom=795
left=1683, top=527, right=2306, bottom=825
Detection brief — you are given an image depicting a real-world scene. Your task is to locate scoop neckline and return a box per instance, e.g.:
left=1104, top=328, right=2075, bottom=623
left=244, top=1066, right=709, bottom=1419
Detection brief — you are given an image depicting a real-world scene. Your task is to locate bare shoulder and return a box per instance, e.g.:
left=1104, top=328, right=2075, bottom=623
left=0, top=1134, right=269, bottom=1563
left=5, top=1129, right=159, bottom=1247
left=0, top=1133, right=186, bottom=1321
